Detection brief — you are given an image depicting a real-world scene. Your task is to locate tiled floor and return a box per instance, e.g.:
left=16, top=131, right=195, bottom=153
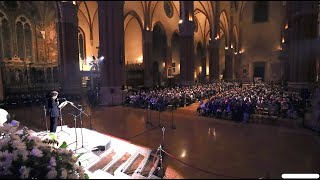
left=5, top=103, right=320, bottom=179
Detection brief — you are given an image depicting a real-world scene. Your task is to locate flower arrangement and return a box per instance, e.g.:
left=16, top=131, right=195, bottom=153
left=0, top=121, right=88, bottom=179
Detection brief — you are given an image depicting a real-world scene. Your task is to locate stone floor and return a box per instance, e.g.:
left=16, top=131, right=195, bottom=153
left=5, top=103, right=320, bottom=179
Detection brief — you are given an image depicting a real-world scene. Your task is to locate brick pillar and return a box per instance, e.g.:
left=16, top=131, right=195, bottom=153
left=234, top=53, right=242, bottom=80
left=98, top=1, right=125, bottom=105
left=166, top=45, right=172, bottom=82
left=287, top=1, right=318, bottom=90
left=143, top=29, right=153, bottom=87
left=179, top=1, right=195, bottom=86
left=224, top=48, right=234, bottom=81
left=208, top=39, right=220, bottom=82
left=209, top=1, right=220, bottom=83
left=56, top=1, right=81, bottom=94
left=200, top=47, right=206, bottom=83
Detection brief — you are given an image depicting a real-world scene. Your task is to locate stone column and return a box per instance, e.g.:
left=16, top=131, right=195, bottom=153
left=56, top=1, right=81, bottom=94
left=166, top=45, right=173, bottom=83
left=209, top=2, right=220, bottom=82
left=142, top=29, right=153, bottom=87
left=287, top=1, right=318, bottom=90
left=179, top=1, right=195, bottom=86
left=208, top=40, right=220, bottom=82
left=200, top=47, right=206, bottom=83
left=234, top=53, right=242, bottom=80
left=224, top=48, right=234, bottom=81
left=98, top=1, right=125, bottom=105
left=166, top=45, right=172, bottom=73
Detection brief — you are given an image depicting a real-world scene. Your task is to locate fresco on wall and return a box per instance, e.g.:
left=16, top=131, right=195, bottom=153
left=44, top=22, right=58, bottom=63
left=0, top=1, right=59, bottom=94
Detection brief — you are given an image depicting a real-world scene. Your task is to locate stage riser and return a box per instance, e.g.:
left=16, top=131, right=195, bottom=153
left=35, top=127, right=160, bottom=179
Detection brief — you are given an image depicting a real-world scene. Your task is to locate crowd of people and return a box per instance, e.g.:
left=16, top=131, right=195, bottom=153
left=124, top=82, right=237, bottom=111
left=125, top=82, right=307, bottom=123
left=197, top=82, right=307, bottom=123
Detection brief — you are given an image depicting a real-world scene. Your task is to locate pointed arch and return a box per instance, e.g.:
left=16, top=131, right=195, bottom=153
left=15, top=15, right=33, bottom=60
left=171, top=1, right=180, bottom=17
left=124, top=10, right=143, bottom=65
left=219, top=10, right=229, bottom=46
left=0, top=10, right=12, bottom=59
left=239, top=1, right=248, bottom=22
left=232, top=25, right=239, bottom=52
left=124, top=10, right=144, bottom=32
left=78, top=26, right=86, bottom=61
left=152, top=21, right=167, bottom=39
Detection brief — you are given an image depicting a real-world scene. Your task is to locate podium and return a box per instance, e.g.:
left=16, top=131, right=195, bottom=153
left=57, top=101, right=70, bottom=135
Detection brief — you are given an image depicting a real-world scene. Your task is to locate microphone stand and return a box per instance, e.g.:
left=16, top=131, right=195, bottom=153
left=67, top=112, right=80, bottom=152
left=68, top=102, right=90, bottom=153
left=37, top=105, right=49, bottom=137
left=56, top=101, right=70, bottom=136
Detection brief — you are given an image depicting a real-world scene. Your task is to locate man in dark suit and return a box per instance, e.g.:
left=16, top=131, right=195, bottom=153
left=47, top=91, right=60, bottom=132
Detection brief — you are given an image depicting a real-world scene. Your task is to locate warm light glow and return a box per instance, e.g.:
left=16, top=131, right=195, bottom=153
left=162, top=62, right=166, bottom=68
left=181, top=150, right=186, bottom=158
left=146, top=26, right=149, bottom=31
left=165, top=165, right=184, bottom=179
left=206, top=66, right=209, bottom=76
left=225, top=46, right=229, bottom=50
left=188, top=14, right=193, bottom=21
left=137, top=55, right=143, bottom=64
left=79, top=56, right=94, bottom=71
left=231, top=44, right=233, bottom=49
left=194, top=71, right=197, bottom=79
left=179, top=19, right=183, bottom=24
left=73, top=1, right=76, bottom=5
left=199, top=66, right=202, bottom=72
left=209, top=37, right=212, bottom=41
left=40, top=31, right=45, bottom=39
left=282, top=38, right=285, bottom=43
left=285, top=24, right=288, bottom=29
left=234, top=52, right=238, bottom=55
left=178, top=64, right=180, bottom=69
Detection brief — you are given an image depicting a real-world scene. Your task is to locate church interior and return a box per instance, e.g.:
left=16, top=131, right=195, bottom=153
left=0, top=1, right=319, bottom=179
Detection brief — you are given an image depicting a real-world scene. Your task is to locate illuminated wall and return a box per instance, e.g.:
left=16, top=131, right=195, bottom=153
left=77, top=1, right=99, bottom=71
left=124, top=15, right=143, bottom=64
left=240, top=1, right=284, bottom=81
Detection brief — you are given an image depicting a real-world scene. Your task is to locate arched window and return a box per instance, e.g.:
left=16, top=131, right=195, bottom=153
left=253, top=1, right=269, bottom=23
left=16, top=16, right=33, bottom=60
left=78, top=28, right=85, bottom=61
left=0, top=11, right=11, bottom=59
left=24, top=23, right=32, bottom=59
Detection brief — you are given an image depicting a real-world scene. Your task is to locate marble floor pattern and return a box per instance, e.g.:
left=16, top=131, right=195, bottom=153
left=5, top=103, right=320, bottom=179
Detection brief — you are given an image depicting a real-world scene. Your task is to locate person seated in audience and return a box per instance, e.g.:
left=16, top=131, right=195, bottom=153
left=197, top=100, right=205, bottom=114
